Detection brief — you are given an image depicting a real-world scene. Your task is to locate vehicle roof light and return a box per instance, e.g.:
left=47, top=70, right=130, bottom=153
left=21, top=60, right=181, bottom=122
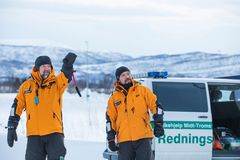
left=148, top=71, right=168, bottom=78
left=133, top=71, right=168, bottom=79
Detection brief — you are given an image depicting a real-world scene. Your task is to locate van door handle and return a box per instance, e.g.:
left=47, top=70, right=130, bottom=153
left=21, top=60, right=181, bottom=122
left=198, top=115, right=208, bottom=119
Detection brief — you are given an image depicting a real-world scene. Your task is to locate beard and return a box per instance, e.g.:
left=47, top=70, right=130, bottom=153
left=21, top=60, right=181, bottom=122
left=41, top=70, right=50, bottom=79
left=120, top=79, right=133, bottom=91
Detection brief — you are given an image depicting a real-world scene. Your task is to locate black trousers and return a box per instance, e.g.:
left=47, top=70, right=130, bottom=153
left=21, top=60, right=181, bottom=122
left=118, top=138, right=152, bottom=160
left=25, top=133, right=66, bottom=160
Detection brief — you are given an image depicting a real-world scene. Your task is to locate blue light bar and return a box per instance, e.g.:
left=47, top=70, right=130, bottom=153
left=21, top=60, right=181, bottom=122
left=132, top=71, right=169, bottom=79
left=147, top=71, right=168, bottom=78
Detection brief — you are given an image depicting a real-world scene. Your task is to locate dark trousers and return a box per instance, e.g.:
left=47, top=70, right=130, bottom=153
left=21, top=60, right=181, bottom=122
left=25, top=133, right=66, bottom=160
left=118, top=138, right=152, bottom=160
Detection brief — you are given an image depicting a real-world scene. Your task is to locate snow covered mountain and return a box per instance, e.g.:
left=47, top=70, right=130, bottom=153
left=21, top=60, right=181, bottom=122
left=79, top=52, right=240, bottom=78
left=1, top=44, right=240, bottom=79
left=0, top=44, right=132, bottom=78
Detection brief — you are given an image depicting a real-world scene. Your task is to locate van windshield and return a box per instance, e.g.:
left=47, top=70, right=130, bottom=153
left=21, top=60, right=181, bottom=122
left=152, top=82, right=208, bottom=112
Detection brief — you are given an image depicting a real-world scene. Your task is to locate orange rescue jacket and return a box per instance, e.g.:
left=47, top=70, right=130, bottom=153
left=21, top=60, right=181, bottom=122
left=15, top=67, right=68, bottom=136
left=107, top=80, right=157, bottom=143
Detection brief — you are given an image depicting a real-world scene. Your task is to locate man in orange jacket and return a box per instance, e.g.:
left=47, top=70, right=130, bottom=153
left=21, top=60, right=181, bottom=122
left=106, top=66, right=164, bottom=160
left=7, top=52, right=77, bottom=160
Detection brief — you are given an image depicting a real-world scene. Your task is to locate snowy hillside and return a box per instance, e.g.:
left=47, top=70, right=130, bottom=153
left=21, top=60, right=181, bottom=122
left=0, top=44, right=132, bottom=78
left=0, top=44, right=131, bottom=65
left=1, top=44, right=240, bottom=79
left=79, top=52, right=240, bottom=78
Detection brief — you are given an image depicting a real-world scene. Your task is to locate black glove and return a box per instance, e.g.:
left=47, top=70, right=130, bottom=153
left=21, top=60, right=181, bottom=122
left=106, top=127, right=119, bottom=151
left=61, top=52, right=77, bottom=81
left=154, top=124, right=165, bottom=137
left=7, top=116, right=20, bottom=147
left=108, top=140, right=119, bottom=151
left=63, top=52, right=77, bottom=65
left=153, top=114, right=164, bottom=137
left=107, top=130, right=119, bottom=151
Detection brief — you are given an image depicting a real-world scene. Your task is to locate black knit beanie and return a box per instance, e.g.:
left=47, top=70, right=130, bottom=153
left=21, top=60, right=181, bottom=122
left=115, top=66, right=130, bottom=80
left=34, top=56, right=52, bottom=71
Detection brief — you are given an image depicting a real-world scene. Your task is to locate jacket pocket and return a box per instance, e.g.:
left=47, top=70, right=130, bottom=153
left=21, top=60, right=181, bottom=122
left=53, top=112, right=61, bottom=124
left=142, top=117, right=148, bottom=128
left=26, top=113, right=30, bottom=125
left=26, top=113, right=32, bottom=133
left=135, top=112, right=152, bottom=132
left=116, top=119, right=121, bottom=134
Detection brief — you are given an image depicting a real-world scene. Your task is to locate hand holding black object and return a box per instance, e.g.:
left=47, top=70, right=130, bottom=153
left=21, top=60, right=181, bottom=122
left=106, top=128, right=118, bottom=151
left=153, top=114, right=164, bottom=137
left=154, top=123, right=165, bottom=137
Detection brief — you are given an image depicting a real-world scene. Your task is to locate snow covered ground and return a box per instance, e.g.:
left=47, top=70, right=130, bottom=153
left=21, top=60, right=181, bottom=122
left=0, top=90, right=109, bottom=159
left=0, top=134, right=106, bottom=160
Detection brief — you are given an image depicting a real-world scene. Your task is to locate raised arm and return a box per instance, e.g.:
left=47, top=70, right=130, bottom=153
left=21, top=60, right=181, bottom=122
left=56, top=52, right=77, bottom=94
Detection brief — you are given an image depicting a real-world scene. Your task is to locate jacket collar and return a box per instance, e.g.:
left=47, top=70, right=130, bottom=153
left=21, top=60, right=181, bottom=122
left=114, top=79, right=138, bottom=96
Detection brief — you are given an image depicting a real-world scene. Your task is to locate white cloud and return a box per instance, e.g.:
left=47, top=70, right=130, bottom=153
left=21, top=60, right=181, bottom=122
left=1, top=0, right=240, bottom=55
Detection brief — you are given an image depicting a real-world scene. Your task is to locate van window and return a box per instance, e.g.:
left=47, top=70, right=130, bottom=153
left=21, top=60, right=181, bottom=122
left=208, top=84, right=240, bottom=119
left=208, top=84, right=240, bottom=102
left=152, top=82, right=208, bottom=112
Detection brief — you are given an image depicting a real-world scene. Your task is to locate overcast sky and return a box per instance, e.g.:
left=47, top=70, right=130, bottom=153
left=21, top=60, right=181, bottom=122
left=1, top=0, right=240, bottom=57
